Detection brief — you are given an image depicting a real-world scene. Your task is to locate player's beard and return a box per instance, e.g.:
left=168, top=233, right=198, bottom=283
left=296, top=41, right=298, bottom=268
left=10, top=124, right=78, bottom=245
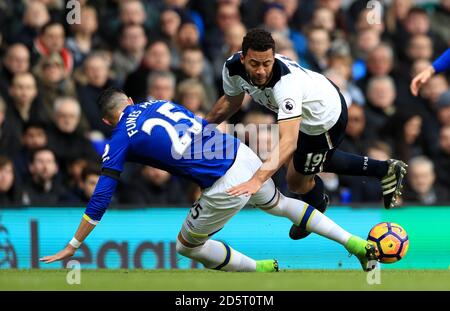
left=249, top=71, right=273, bottom=88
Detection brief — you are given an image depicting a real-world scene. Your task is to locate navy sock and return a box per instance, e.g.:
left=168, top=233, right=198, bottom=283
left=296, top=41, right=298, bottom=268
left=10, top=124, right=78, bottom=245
left=301, top=175, right=326, bottom=211
left=325, top=149, right=389, bottom=179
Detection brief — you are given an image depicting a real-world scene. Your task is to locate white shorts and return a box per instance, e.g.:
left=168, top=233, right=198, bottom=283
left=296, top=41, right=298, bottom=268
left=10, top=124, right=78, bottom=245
left=180, top=143, right=279, bottom=245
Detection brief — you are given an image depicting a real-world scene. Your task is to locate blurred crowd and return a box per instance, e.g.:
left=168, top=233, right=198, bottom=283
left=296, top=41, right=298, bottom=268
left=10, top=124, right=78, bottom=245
left=0, top=0, right=449, bottom=207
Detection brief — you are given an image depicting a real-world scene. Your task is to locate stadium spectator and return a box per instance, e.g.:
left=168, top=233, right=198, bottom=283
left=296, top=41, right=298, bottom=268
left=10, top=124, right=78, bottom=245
left=430, top=0, right=450, bottom=44
left=112, top=24, right=147, bottom=84
left=118, top=166, right=190, bottom=205
left=357, top=43, right=397, bottom=94
left=301, top=27, right=331, bottom=72
left=66, top=5, right=101, bottom=68
left=405, top=34, right=433, bottom=65
left=124, top=40, right=172, bottom=102
left=60, top=162, right=102, bottom=204
left=77, top=53, right=118, bottom=137
left=310, top=7, right=336, bottom=34
left=12, top=0, right=50, bottom=49
left=146, top=71, right=176, bottom=102
left=274, top=0, right=305, bottom=30
left=163, top=0, right=205, bottom=40
left=351, top=28, right=381, bottom=63
left=381, top=110, right=429, bottom=162
left=175, top=79, right=208, bottom=114
left=420, top=74, right=449, bottom=116
left=157, top=8, right=182, bottom=44
left=22, top=147, right=65, bottom=205
left=8, top=72, right=50, bottom=136
left=33, top=21, right=74, bottom=74
left=262, top=3, right=307, bottom=58
left=212, top=22, right=247, bottom=84
left=434, top=125, right=450, bottom=193
left=364, top=75, right=397, bottom=136
left=175, top=47, right=216, bottom=106
left=204, top=1, right=241, bottom=62
left=34, top=52, right=77, bottom=117
left=339, top=103, right=372, bottom=156
left=0, top=96, right=21, bottom=158
left=171, top=21, right=201, bottom=68
left=328, top=53, right=365, bottom=105
left=324, top=69, right=352, bottom=106
left=0, top=43, right=30, bottom=101
left=385, top=0, right=413, bottom=36
left=0, top=155, right=22, bottom=205
left=47, top=97, right=99, bottom=175
left=14, top=121, right=48, bottom=183
left=437, top=91, right=450, bottom=127
left=403, top=156, right=449, bottom=205
left=399, top=7, right=447, bottom=58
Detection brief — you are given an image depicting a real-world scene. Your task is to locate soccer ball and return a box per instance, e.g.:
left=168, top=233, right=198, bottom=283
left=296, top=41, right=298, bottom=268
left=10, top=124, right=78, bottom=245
left=367, top=222, right=409, bottom=263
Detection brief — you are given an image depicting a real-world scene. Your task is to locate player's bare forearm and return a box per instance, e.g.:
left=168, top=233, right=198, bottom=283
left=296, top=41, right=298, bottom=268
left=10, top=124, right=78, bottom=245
left=73, top=217, right=97, bottom=242
left=39, top=217, right=96, bottom=263
left=255, top=139, right=296, bottom=183
left=227, top=118, right=300, bottom=197
left=206, top=94, right=244, bottom=124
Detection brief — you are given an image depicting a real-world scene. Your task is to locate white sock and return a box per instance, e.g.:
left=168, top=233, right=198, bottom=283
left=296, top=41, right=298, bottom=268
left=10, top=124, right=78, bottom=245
left=176, top=239, right=256, bottom=271
left=263, top=194, right=352, bottom=245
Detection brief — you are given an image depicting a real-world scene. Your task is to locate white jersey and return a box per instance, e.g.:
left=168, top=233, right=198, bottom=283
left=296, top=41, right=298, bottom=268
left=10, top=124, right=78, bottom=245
left=222, top=52, right=342, bottom=135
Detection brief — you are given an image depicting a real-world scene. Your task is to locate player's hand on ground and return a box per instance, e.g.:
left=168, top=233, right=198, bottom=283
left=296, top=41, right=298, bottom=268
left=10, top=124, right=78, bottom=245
left=39, top=245, right=76, bottom=263
left=410, top=65, right=435, bottom=96
left=227, top=176, right=263, bottom=197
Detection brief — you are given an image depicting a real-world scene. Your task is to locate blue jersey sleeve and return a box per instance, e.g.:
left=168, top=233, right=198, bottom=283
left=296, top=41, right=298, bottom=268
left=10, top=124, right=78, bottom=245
left=83, top=130, right=130, bottom=223
left=432, top=48, right=450, bottom=73
left=84, top=175, right=118, bottom=223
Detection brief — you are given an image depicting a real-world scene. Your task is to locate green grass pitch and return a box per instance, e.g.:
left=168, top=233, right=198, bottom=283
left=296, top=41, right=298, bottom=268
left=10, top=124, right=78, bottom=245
left=1, top=269, right=450, bottom=291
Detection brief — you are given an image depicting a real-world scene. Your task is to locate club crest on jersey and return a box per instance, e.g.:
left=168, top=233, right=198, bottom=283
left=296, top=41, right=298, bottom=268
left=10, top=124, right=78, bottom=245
left=281, top=98, right=295, bottom=114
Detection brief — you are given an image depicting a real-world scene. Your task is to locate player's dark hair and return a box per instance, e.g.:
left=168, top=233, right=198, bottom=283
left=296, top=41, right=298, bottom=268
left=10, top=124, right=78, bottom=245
left=242, top=29, right=275, bottom=56
left=97, top=87, right=127, bottom=120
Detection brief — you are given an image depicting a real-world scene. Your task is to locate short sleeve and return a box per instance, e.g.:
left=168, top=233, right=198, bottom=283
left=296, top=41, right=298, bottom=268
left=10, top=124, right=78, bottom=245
left=222, top=64, right=243, bottom=97
left=273, top=76, right=303, bottom=122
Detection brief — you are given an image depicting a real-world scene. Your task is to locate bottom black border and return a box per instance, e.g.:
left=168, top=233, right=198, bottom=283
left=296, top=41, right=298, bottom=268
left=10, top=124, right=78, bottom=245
left=1, top=291, right=449, bottom=309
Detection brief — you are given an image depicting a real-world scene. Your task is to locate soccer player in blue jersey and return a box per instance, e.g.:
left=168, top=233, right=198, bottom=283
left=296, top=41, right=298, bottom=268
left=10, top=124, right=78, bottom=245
left=40, top=88, right=378, bottom=271
left=411, top=48, right=450, bottom=96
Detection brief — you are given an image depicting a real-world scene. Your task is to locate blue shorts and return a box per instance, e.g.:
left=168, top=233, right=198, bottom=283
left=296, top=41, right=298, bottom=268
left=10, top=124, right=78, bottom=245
left=292, top=88, right=348, bottom=175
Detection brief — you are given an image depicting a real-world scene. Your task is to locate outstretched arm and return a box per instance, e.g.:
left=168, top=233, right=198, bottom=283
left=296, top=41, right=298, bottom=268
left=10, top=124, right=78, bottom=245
left=411, top=48, right=450, bottom=96
left=39, top=217, right=96, bottom=263
left=206, top=93, right=244, bottom=125
left=227, top=117, right=301, bottom=196
left=40, top=174, right=119, bottom=263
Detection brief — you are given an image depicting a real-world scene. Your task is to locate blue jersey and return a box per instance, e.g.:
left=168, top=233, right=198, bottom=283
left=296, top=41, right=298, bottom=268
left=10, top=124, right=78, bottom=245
left=433, top=48, right=450, bottom=73
left=84, top=100, right=240, bottom=222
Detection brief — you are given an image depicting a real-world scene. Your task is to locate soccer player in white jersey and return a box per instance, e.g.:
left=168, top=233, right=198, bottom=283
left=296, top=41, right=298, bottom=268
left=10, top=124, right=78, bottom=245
left=206, top=29, right=407, bottom=240
left=40, top=89, right=378, bottom=272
